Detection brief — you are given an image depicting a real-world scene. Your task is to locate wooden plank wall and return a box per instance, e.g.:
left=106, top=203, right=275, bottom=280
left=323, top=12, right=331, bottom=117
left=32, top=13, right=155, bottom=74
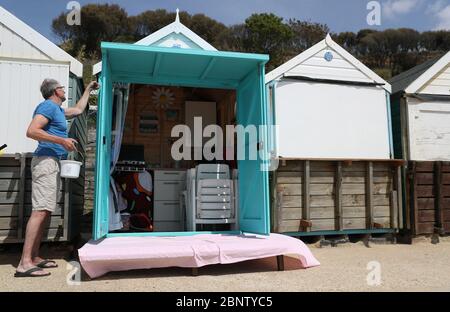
left=441, top=162, right=450, bottom=233
left=123, top=84, right=236, bottom=169
left=0, top=155, right=66, bottom=243
left=273, top=160, right=401, bottom=234
left=275, top=160, right=304, bottom=232
left=407, top=161, right=450, bottom=235
left=309, top=161, right=336, bottom=231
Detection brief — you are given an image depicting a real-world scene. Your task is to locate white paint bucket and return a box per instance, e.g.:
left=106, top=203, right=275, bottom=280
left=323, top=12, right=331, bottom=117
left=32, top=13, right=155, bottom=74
left=60, top=160, right=82, bottom=179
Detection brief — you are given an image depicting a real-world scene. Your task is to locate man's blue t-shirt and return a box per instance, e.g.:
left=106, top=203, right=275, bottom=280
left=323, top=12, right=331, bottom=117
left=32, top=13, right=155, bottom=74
left=33, top=100, right=68, bottom=159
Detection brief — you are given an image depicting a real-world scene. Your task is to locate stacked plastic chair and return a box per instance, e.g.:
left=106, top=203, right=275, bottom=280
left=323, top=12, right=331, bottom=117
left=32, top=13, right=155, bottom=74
left=182, top=164, right=239, bottom=231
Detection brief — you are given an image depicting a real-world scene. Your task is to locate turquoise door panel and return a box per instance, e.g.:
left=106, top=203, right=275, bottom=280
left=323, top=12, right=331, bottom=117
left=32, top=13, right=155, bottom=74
left=93, top=54, right=113, bottom=240
left=236, top=65, right=270, bottom=235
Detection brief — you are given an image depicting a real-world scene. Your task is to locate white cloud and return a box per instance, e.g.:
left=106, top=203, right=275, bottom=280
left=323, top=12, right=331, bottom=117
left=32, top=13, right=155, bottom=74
left=426, top=0, right=450, bottom=30
left=434, top=5, right=450, bottom=30
left=425, top=0, right=447, bottom=14
left=382, top=0, right=422, bottom=19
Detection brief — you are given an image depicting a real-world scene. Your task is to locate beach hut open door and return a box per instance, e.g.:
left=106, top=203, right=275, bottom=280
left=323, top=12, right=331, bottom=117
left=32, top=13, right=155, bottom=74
left=93, top=54, right=113, bottom=240
left=236, top=65, right=271, bottom=235
left=93, top=43, right=270, bottom=239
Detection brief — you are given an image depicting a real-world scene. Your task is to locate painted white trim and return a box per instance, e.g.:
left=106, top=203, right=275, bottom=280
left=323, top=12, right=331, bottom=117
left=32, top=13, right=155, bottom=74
left=265, top=34, right=391, bottom=93
left=0, top=6, right=83, bottom=77
left=0, top=56, right=70, bottom=66
left=93, top=9, right=217, bottom=75
left=135, top=21, right=216, bottom=51
left=265, top=38, right=326, bottom=83
left=93, top=61, right=102, bottom=76
left=405, top=51, right=450, bottom=94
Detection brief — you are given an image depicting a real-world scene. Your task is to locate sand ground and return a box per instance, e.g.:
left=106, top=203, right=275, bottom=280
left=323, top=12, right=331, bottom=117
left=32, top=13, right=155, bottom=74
left=1, top=236, right=449, bottom=292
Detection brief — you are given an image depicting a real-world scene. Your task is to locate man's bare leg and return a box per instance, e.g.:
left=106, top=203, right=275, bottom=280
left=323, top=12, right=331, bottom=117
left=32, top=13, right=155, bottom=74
left=16, top=210, right=51, bottom=275
left=31, top=211, right=50, bottom=265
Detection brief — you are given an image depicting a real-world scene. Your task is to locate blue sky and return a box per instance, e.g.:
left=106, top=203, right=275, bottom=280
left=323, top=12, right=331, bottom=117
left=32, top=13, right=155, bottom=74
left=1, top=0, right=449, bottom=43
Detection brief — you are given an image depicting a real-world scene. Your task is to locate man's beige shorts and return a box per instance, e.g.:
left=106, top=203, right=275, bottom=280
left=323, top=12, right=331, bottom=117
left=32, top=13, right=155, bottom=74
left=31, top=156, right=61, bottom=213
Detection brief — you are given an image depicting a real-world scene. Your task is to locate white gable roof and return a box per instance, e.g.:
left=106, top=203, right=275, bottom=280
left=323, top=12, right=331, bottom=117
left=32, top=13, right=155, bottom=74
left=266, top=34, right=391, bottom=93
left=404, top=51, right=450, bottom=95
left=0, top=6, right=83, bottom=77
left=93, top=9, right=217, bottom=75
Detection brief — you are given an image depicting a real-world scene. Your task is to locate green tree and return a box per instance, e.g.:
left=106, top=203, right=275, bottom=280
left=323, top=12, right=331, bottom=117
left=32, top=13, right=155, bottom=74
left=288, top=19, right=329, bottom=56
left=186, top=13, right=228, bottom=47
left=130, top=9, right=180, bottom=40
left=334, top=31, right=358, bottom=55
left=131, top=10, right=228, bottom=48
left=242, top=13, right=293, bottom=70
left=214, top=24, right=246, bottom=52
left=420, top=31, right=450, bottom=52
left=50, top=5, right=450, bottom=81
left=52, top=4, right=132, bottom=60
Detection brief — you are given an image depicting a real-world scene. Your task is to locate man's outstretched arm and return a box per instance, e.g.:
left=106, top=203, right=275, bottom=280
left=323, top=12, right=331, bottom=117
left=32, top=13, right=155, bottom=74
left=64, top=81, right=99, bottom=119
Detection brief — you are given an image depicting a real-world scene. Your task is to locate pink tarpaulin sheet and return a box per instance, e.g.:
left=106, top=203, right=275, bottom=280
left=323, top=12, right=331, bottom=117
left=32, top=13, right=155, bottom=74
left=78, top=233, right=320, bottom=278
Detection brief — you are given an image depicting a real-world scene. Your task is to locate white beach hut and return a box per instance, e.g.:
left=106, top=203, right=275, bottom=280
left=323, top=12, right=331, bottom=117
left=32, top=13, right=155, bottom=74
left=0, top=6, right=85, bottom=243
left=0, top=5, right=83, bottom=154
left=266, top=35, right=403, bottom=237
left=390, top=51, right=450, bottom=237
left=266, top=34, right=393, bottom=160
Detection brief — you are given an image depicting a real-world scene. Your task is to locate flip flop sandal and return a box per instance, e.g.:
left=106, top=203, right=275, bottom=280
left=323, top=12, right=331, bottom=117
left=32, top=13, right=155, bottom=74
left=36, top=260, right=58, bottom=268
left=14, top=267, right=51, bottom=278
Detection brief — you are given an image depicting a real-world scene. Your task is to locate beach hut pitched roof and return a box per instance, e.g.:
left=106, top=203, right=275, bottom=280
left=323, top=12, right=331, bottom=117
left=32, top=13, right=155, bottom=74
left=390, top=51, right=450, bottom=95
left=93, top=9, right=217, bottom=75
left=0, top=6, right=83, bottom=77
left=390, top=57, right=441, bottom=95
left=266, top=34, right=391, bottom=93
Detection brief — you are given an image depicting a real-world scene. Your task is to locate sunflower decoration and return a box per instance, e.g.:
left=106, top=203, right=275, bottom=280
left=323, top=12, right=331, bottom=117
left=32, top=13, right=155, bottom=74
left=152, top=87, right=175, bottom=109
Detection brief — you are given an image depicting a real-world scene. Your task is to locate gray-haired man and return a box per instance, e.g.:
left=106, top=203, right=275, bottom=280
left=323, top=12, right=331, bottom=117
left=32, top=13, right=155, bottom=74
left=15, top=78, right=98, bottom=277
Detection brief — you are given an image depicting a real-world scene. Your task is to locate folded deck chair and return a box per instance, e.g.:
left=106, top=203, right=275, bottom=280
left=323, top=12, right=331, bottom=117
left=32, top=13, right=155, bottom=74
left=183, top=164, right=239, bottom=231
